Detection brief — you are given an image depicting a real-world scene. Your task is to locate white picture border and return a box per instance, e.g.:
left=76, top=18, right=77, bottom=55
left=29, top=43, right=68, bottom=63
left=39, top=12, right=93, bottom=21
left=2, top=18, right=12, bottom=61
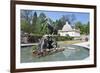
left=15, top=4, right=94, bottom=69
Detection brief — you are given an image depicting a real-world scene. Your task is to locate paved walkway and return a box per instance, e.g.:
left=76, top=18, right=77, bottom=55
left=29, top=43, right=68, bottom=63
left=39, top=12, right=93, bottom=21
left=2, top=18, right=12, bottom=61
left=21, top=41, right=90, bottom=48
left=21, top=43, right=38, bottom=47
left=73, top=41, right=89, bottom=49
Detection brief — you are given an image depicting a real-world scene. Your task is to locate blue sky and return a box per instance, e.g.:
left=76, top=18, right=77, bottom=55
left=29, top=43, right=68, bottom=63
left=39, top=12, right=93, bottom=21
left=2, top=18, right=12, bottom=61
left=36, top=10, right=89, bottom=24
left=22, top=10, right=90, bottom=24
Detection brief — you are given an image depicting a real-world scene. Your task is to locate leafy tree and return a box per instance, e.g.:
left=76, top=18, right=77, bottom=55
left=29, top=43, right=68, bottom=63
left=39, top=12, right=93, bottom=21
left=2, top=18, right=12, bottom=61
left=84, top=22, right=89, bottom=35
left=21, top=10, right=33, bottom=33
left=38, top=13, right=48, bottom=34
left=75, top=21, right=90, bottom=35
left=55, top=14, right=76, bottom=30
left=21, top=10, right=80, bottom=35
left=75, top=21, right=84, bottom=34
left=75, top=21, right=82, bottom=29
left=21, top=10, right=33, bottom=24
left=60, top=14, right=76, bottom=25
left=21, top=20, right=31, bottom=33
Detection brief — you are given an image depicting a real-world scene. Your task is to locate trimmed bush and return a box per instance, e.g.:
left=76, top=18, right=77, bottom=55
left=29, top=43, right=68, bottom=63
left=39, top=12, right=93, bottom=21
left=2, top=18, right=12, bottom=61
left=57, top=36, right=74, bottom=41
left=32, top=45, right=37, bottom=50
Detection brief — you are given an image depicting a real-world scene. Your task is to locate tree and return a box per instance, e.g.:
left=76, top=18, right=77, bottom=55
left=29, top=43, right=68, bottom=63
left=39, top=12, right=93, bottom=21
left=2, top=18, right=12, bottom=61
left=21, top=20, right=31, bottom=33
left=38, top=13, right=48, bottom=34
left=75, top=21, right=90, bottom=35
left=39, top=13, right=46, bottom=19
left=55, top=14, right=76, bottom=30
left=21, top=10, right=33, bottom=33
left=86, top=22, right=89, bottom=34
left=61, top=14, right=76, bottom=25
left=31, top=12, right=38, bottom=33
left=75, top=21, right=84, bottom=34
left=75, top=21, right=82, bottom=29
left=84, top=22, right=89, bottom=35
left=21, top=10, right=33, bottom=24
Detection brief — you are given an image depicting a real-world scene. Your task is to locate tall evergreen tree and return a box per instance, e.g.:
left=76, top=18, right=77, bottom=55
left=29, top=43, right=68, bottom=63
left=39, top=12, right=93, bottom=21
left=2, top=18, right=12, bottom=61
left=32, top=12, right=37, bottom=33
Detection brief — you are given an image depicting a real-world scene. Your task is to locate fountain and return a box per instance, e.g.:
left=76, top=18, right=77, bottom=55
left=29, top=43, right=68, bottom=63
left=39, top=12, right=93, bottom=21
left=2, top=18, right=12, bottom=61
left=32, top=35, right=65, bottom=57
left=32, top=18, right=65, bottom=57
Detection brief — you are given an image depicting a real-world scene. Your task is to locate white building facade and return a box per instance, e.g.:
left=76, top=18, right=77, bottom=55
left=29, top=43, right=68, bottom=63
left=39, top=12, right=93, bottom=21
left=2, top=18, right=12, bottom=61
left=58, top=22, right=80, bottom=37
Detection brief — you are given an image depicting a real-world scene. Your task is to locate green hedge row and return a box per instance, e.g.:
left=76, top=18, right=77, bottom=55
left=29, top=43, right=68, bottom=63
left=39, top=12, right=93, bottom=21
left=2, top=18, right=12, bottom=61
left=57, top=36, right=74, bottom=41
left=27, top=35, right=74, bottom=43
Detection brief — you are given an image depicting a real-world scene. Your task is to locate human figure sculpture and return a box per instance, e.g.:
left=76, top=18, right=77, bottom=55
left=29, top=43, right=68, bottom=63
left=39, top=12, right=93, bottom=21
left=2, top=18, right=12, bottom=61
left=37, top=35, right=57, bottom=56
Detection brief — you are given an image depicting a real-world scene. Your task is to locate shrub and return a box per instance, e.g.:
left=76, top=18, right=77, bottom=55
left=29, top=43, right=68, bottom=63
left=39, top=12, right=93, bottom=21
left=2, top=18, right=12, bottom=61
left=57, top=36, right=74, bottom=41
left=32, top=45, right=37, bottom=50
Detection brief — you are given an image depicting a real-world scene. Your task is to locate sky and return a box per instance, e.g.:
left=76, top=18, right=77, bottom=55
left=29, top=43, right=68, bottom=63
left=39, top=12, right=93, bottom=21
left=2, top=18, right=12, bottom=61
left=22, top=10, right=90, bottom=24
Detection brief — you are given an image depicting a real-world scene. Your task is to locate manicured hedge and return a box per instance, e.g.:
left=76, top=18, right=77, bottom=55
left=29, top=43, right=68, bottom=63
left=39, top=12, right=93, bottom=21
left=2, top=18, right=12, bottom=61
left=25, top=34, right=74, bottom=43
left=57, top=36, right=74, bottom=41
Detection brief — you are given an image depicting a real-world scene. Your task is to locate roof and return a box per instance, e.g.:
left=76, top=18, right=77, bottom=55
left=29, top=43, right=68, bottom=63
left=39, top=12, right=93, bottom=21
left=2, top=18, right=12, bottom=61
left=62, top=21, right=72, bottom=31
